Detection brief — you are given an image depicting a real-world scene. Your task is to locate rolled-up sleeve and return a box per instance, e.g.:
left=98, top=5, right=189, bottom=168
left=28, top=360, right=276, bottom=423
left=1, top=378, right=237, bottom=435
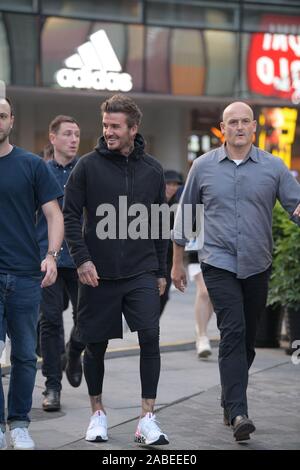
left=172, top=161, right=202, bottom=246
left=276, top=159, right=300, bottom=225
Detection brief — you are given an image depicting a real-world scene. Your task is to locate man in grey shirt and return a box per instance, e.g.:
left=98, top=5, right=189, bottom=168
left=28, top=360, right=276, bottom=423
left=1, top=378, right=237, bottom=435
left=172, top=101, right=300, bottom=442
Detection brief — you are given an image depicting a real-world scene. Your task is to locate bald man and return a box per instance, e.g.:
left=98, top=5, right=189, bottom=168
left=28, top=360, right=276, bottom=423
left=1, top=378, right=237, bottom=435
left=172, top=101, right=300, bottom=442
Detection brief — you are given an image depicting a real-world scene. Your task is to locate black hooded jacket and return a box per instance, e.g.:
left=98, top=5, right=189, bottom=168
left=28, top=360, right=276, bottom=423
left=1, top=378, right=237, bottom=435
left=63, top=134, right=168, bottom=279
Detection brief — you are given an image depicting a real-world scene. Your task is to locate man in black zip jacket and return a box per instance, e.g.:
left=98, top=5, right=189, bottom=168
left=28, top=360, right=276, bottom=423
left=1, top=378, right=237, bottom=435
left=63, top=94, right=169, bottom=446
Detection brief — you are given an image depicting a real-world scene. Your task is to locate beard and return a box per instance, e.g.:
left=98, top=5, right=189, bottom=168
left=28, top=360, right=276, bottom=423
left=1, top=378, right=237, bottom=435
left=0, top=127, right=11, bottom=144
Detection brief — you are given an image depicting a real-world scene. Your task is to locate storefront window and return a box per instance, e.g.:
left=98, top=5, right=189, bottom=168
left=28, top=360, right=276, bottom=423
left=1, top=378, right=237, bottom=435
left=126, top=24, right=144, bottom=91
left=204, top=30, right=238, bottom=96
left=0, top=14, right=10, bottom=85
left=246, top=0, right=300, bottom=5
left=0, top=0, right=37, bottom=12
left=42, top=18, right=134, bottom=92
left=145, top=0, right=238, bottom=30
left=42, top=0, right=142, bottom=22
left=145, top=27, right=170, bottom=93
left=42, top=17, right=242, bottom=97
left=170, top=29, right=205, bottom=96
left=242, top=5, right=300, bottom=33
left=3, top=13, right=38, bottom=86
left=42, top=17, right=94, bottom=87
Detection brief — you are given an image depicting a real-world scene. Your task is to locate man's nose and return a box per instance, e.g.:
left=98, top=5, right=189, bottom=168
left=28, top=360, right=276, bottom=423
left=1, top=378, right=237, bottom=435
left=236, top=120, right=245, bottom=130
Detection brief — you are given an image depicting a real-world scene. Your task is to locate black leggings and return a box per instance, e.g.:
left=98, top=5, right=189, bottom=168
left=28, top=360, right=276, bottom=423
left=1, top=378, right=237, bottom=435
left=83, top=328, right=160, bottom=399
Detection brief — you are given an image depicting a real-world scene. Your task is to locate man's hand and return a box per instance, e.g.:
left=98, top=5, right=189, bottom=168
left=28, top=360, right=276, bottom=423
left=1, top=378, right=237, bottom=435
left=157, top=277, right=167, bottom=296
left=293, top=203, right=300, bottom=217
left=41, top=256, right=57, bottom=288
left=77, top=261, right=100, bottom=287
left=171, top=263, right=187, bottom=292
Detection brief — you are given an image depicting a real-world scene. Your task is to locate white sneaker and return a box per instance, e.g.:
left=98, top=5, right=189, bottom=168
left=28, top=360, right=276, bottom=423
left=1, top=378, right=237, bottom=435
left=0, top=430, right=7, bottom=450
left=10, top=427, right=35, bottom=450
left=196, top=336, right=212, bottom=358
left=85, top=410, right=108, bottom=442
left=135, top=412, right=169, bottom=445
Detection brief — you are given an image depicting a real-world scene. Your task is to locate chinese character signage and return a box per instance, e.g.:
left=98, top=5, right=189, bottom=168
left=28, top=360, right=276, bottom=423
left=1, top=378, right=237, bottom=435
left=257, top=107, right=298, bottom=168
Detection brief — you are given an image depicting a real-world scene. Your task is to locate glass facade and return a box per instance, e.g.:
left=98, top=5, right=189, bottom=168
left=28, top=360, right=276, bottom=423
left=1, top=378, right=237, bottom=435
left=42, top=0, right=142, bottom=23
left=1, top=0, right=299, bottom=171
left=43, top=18, right=300, bottom=100
left=0, top=13, right=10, bottom=84
left=4, top=13, right=39, bottom=86
left=145, top=1, right=239, bottom=30
left=0, top=0, right=37, bottom=13
left=40, top=19, right=242, bottom=96
left=0, top=1, right=299, bottom=101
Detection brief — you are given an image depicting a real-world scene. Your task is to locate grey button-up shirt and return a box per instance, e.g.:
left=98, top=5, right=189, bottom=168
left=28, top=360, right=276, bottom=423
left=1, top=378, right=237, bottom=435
left=173, top=144, right=300, bottom=279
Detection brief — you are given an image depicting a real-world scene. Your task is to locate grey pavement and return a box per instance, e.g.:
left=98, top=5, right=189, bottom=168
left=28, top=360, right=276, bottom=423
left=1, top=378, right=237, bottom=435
left=2, top=283, right=300, bottom=450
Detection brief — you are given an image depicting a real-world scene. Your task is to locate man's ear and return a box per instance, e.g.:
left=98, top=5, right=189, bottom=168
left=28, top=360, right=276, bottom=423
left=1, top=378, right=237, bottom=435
left=49, top=132, right=56, bottom=145
left=130, top=124, right=138, bottom=137
left=220, top=122, right=225, bottom=135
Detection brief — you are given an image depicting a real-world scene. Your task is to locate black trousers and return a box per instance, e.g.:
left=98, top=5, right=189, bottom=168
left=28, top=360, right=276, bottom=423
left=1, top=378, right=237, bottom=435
left=201, top=263, right=271, bottom=422
left=40, top=268, right=85, bottom=391
left=160, top=262, right=172, bottom=316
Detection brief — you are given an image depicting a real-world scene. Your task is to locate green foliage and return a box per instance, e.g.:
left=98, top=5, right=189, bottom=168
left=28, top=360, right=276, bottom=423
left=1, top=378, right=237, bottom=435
left=268, top=202, right=300, bottom=308
left=271, top=201, right=287, bottom=246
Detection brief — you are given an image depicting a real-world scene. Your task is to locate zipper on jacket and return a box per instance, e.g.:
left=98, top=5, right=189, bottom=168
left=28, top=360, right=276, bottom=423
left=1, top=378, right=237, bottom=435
left=121, top=157, right=129, bottom=260
left=125, top=157, right=129, bottom=197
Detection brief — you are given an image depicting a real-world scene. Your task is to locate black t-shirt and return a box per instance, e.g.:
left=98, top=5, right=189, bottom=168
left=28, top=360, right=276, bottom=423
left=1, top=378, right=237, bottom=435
left=0, top=146, right=63, bottom=276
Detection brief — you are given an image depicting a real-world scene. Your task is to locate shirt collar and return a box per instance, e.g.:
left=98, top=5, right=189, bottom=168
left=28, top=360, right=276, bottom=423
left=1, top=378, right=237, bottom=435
left=218, top=144, right=258, bottom=163
left=51, top=157, right=78, bottom=170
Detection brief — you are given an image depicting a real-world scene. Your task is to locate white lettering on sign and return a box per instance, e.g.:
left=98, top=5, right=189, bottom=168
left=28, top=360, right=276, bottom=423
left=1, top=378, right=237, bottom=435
left=256, top=56, right=274, bottom=85
left=256, top=33, right=300, bottom=97
left=55, top=30, right=133, bottom=92
left=262, top=33, right=300, bottom=57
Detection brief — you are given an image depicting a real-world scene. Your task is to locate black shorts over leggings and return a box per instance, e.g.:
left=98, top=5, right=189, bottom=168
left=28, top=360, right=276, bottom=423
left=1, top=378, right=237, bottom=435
left=76, top=273, right=160, bottom=343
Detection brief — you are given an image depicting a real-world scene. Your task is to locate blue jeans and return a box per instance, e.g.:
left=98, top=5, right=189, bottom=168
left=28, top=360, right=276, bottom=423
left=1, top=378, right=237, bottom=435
left=0, top=274, right=41, bottom=431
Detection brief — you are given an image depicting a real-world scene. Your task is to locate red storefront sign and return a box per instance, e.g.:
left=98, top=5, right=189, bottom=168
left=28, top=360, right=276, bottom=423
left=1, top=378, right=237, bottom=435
left=248, top=15, right=300, bottom=102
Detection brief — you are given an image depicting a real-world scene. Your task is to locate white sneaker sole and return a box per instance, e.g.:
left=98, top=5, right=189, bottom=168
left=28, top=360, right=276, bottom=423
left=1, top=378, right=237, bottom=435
left=134, top=434, right=169, bottom=445
left=85, top=435, right=108, bottom=442
left=197, top=348, right=212, bottom=358
left=12, top=444, right=35, bottom=450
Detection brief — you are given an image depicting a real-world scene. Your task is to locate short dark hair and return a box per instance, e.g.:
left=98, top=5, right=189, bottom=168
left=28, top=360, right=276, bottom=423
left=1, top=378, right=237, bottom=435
left=1, top=97, right=14, bottom=116
left=49, top=115, right=79, bottom=134
left=101, top=94, right=142, bottom=128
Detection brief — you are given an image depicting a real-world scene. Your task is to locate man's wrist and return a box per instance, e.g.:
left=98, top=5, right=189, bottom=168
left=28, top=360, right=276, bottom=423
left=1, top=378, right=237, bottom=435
left=46, top=250, right=60, bottom=262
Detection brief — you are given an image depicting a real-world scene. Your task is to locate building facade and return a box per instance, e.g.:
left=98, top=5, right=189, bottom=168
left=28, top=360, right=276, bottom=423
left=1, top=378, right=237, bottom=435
left=1, top=0, right=300, bottom=172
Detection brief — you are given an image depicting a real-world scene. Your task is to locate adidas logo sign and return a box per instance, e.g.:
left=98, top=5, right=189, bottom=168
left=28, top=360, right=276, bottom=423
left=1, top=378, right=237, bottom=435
left=55, top=30, right=133, bottom=92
